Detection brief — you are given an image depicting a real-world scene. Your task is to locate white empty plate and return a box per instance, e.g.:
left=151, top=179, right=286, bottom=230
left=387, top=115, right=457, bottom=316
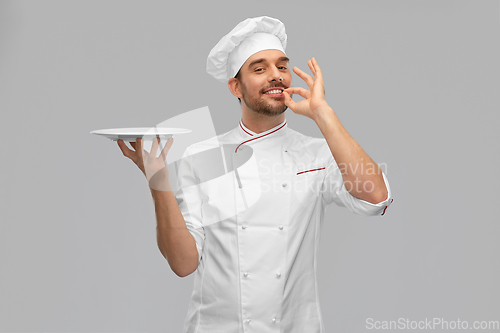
left=90, top=127, right=191, bottom=141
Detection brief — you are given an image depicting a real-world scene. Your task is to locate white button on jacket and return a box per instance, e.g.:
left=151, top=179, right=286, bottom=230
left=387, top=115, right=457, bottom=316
left=175, top=119, right=393, bottom=333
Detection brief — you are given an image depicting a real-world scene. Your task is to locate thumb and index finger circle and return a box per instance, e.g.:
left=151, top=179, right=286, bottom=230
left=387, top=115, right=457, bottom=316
left=283, top=90, right=296, bottom=110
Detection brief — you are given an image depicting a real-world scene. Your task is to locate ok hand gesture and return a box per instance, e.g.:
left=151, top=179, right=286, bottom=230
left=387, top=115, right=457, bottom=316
left=283, top=57, right=330, bottom=121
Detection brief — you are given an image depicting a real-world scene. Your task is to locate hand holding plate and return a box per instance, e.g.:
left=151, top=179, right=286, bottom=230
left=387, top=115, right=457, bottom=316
left=117, top=137, right=174, bottom=191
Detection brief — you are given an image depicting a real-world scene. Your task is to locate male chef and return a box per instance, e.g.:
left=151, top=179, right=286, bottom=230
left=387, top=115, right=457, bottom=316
left=118, top=16, right=392, bottom=333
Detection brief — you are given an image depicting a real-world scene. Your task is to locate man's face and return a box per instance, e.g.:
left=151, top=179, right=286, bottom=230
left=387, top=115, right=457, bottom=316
left=236, top=49, right=292, bottom=116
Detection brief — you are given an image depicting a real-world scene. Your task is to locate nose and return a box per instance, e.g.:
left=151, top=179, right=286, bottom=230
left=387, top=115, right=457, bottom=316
left=269, top=65, right=282, bottom=82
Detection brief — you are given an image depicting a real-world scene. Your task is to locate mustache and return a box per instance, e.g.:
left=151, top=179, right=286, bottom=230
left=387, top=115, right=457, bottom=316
left=261, top=82, right=288, bottom=93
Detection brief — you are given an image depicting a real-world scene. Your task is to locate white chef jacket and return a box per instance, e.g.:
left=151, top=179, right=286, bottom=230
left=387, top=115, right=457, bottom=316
left=174, top=119, right=393, bottom=333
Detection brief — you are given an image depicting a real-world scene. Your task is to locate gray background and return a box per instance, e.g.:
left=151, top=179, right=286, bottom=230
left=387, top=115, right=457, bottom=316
left=1, top=0, right=499, bottom=332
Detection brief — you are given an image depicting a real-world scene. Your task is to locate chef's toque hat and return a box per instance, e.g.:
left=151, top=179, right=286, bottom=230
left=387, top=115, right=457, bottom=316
left=206, top=16, right=287, bottom=82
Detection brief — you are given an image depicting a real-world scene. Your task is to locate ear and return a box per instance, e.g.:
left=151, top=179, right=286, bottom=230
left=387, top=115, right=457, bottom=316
left=228, top=77, right=242, bottom=99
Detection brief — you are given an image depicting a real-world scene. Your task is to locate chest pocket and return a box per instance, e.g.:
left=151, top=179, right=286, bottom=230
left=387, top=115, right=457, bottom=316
left=291, top=164, right=326, bottom=206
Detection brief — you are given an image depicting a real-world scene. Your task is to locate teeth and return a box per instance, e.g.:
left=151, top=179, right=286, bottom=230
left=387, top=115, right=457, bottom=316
left=265, top=89, right=282, bottom=94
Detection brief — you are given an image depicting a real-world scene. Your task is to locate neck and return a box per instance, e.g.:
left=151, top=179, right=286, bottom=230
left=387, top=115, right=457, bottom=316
left=241, top=107, right=286, bottom=134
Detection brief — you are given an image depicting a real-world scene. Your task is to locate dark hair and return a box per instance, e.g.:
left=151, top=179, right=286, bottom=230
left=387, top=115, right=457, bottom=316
left=235, top=70, right=241, bottom=104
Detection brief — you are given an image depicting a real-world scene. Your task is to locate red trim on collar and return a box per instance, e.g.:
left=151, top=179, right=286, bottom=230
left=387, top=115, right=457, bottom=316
left=239, top=121, right=254, bottom=136
left=235, top=121, right=287, bottom=153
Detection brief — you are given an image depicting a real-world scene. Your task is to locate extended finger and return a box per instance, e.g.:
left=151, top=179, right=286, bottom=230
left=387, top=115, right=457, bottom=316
left=308, top=59, right=315, bottom=77
left=311, top=57, right=323, bottom=80
left=150, top=137, right=160, bottom=157
left=309, top=58, right=325, bottom=96
left=292, top=66, right=314, bottom=89
left=117, top=140, right=134, bottom=159
left=284, top=87, right=310, bottom=99
left=160, top=137, right=174, bottom=160
left=136, top=138, right=144, bottom=160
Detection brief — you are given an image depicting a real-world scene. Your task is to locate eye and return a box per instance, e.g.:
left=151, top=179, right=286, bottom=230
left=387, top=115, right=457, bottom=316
left=255, top=68, right=264, bottom=72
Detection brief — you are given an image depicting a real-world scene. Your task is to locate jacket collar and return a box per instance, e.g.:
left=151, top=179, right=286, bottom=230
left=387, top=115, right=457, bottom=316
left=238, top=118, right=287, bottom=138
left=235, top=119, right=288, bottom=152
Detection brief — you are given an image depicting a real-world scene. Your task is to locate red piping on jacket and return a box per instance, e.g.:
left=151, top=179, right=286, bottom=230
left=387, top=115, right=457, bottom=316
left=381, top=199, right=394, bottom=216
left=296, top=167, right=326, bottom=175
left=239, top=121, right=254, bottom=136
left=235, top=121, right=287, bottom=153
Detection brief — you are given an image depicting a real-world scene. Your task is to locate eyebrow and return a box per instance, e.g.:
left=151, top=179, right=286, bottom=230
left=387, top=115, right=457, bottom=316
left=247, top=56, right=290, bottom=68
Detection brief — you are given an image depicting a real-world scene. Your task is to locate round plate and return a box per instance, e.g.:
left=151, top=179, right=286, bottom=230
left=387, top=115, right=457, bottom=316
left=90, top=127, right=191, bottom=141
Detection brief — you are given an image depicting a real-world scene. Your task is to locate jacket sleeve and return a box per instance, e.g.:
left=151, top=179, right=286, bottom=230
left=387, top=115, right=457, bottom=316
left=320, top=152, right=393, bottom=216
left=174, top=145, right=205, bottom=264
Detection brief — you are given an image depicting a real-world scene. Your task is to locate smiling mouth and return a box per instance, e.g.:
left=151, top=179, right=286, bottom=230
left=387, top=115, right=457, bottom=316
left=263, top=88, right=284, bottom=97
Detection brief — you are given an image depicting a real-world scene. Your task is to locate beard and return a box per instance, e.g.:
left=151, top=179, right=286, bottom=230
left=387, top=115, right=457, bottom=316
left=240, top=83, right=288, bottom=116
